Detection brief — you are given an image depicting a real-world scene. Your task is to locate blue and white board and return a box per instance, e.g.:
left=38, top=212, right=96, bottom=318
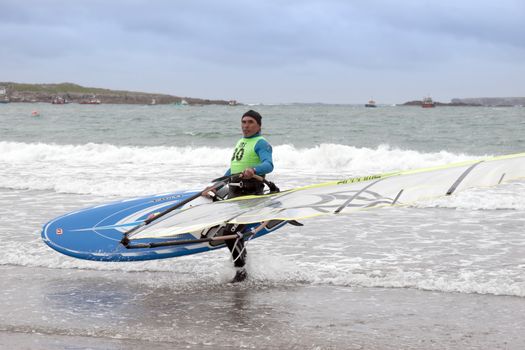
left=41, top=190, right=286, bottom=262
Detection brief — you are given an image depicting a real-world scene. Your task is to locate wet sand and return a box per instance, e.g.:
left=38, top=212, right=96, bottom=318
left=1, top=265, right=523, bottom=350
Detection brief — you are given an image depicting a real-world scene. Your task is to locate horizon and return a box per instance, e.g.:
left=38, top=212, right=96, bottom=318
left=1, top=1, right=524, bottom=104
left=2, top=80, right=524, bottom=106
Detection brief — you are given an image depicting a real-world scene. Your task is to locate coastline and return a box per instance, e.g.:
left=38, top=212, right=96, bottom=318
left=1, top=82, right=524, bottom=107
left=0, top=82, right=236, bottom=106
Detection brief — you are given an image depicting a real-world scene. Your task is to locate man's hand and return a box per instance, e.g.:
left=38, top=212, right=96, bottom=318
left=241, top=168, right=255, bottom=179
left=201, top=185, right=217, bottom=199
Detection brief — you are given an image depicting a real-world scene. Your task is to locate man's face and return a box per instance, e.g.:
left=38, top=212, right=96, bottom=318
left=241, top=116, right=260, bottom=137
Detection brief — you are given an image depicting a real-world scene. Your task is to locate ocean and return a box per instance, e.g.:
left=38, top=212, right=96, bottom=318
left=1, top=103, right=524, bottom=349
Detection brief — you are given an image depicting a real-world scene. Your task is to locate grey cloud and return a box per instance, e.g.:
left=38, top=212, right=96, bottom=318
left=3, top=0, right=523, bottom=67
left=0, top=0, right=523, bottom=103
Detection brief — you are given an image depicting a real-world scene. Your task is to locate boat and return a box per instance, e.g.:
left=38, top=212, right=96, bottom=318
left=80, top=96, right=101, bottom=104
left=422, top=96, right=435, bottom=108
left=173, top=99, right=189, bottom=106
left=365, top=99, right=377, bottom=108
left=0, top=86, right=9, bottom=103
left=51, top=96, right=67, bottom=104
left=80, top=99, right=101, bottom=104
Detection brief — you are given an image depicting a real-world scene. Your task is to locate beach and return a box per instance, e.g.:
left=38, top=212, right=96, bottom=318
left=1, top=103, right=524, bottom=349
left=2, top=264, right=524, bottom=350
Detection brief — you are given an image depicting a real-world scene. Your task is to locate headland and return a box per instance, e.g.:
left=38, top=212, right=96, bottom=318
left=402, top=97, right=525, bottom=107
left=0, top=82, right=237, bottom=105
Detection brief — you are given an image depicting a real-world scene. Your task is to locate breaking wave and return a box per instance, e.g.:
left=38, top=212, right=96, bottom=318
left=0, top=141, right=480, bottom=196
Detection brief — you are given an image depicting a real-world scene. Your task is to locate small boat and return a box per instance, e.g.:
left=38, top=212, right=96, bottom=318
left=51, top=96, right=67, bottom=104
left=0, top=86, right=9, bottom=103
left=421, top=96, right=435, bottom=108
left=365, top=99, right=377, bottom=108
left=80, top=97, right=101, bottom=104
left=174, top=99, right=189, bottom=106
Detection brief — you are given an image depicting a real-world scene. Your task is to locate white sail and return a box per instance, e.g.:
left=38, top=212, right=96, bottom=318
left=130, top=153, right=525, bottom=240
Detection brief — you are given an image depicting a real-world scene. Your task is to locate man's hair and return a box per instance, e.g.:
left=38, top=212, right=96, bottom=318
left=242, top=110, right=262, bottom=126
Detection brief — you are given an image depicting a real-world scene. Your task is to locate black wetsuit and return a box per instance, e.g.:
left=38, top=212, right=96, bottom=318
left=224, top=178, right=265, bottom=268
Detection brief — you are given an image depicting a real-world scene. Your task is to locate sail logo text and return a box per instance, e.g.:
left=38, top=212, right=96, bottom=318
left=337, top=175, right=381, bottom=185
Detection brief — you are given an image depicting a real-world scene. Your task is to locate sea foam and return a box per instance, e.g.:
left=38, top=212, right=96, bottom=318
left=0, top=141, right=479, bottom=196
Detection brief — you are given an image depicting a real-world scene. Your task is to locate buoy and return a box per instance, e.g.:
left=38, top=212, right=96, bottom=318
left=31, top=110, right=40, bottom=117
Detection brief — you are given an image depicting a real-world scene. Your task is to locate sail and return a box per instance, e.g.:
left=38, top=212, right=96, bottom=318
left=129, top=153, right=525, bottom=240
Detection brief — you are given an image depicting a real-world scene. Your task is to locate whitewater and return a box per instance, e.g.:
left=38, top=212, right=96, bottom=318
left=0, top=103, right=524, bottom=349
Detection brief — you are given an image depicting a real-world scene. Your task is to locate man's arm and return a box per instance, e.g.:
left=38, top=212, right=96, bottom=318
left=253, top=139, right=274, bottom=175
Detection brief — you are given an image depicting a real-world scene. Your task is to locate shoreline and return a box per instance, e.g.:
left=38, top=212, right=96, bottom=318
left=1, top=101, right=524, bottom=108
left=1, top=265, right=524, bottom=350
left=0, top=82, right=236, bottom=106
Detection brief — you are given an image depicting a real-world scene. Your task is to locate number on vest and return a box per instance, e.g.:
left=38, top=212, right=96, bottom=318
left=231, top=147, right=244, bottom=161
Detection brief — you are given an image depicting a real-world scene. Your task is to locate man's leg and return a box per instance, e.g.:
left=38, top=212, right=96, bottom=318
left=223, top=179, right=264, bottom=282
left=224, top=224, right=247, bottom=268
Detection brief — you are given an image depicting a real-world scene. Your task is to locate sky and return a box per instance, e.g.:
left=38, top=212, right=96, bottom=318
left=1, top=0, right=524, bottom=104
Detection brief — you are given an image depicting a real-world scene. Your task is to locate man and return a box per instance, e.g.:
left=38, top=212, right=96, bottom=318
left=223, top=109, right=274, bottom=282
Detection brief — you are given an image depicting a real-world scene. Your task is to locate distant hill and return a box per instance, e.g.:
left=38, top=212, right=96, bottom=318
left=450, top=97, right=525, bottom=107
left=0, top=82, right=236, bottom=105
left=401, top=100, right=481, bottom=107
left=402, top=97, right=525, bottom=107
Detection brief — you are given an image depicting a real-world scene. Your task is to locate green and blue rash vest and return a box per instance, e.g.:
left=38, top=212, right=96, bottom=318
left=225, top=133, right=274, bottom=177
